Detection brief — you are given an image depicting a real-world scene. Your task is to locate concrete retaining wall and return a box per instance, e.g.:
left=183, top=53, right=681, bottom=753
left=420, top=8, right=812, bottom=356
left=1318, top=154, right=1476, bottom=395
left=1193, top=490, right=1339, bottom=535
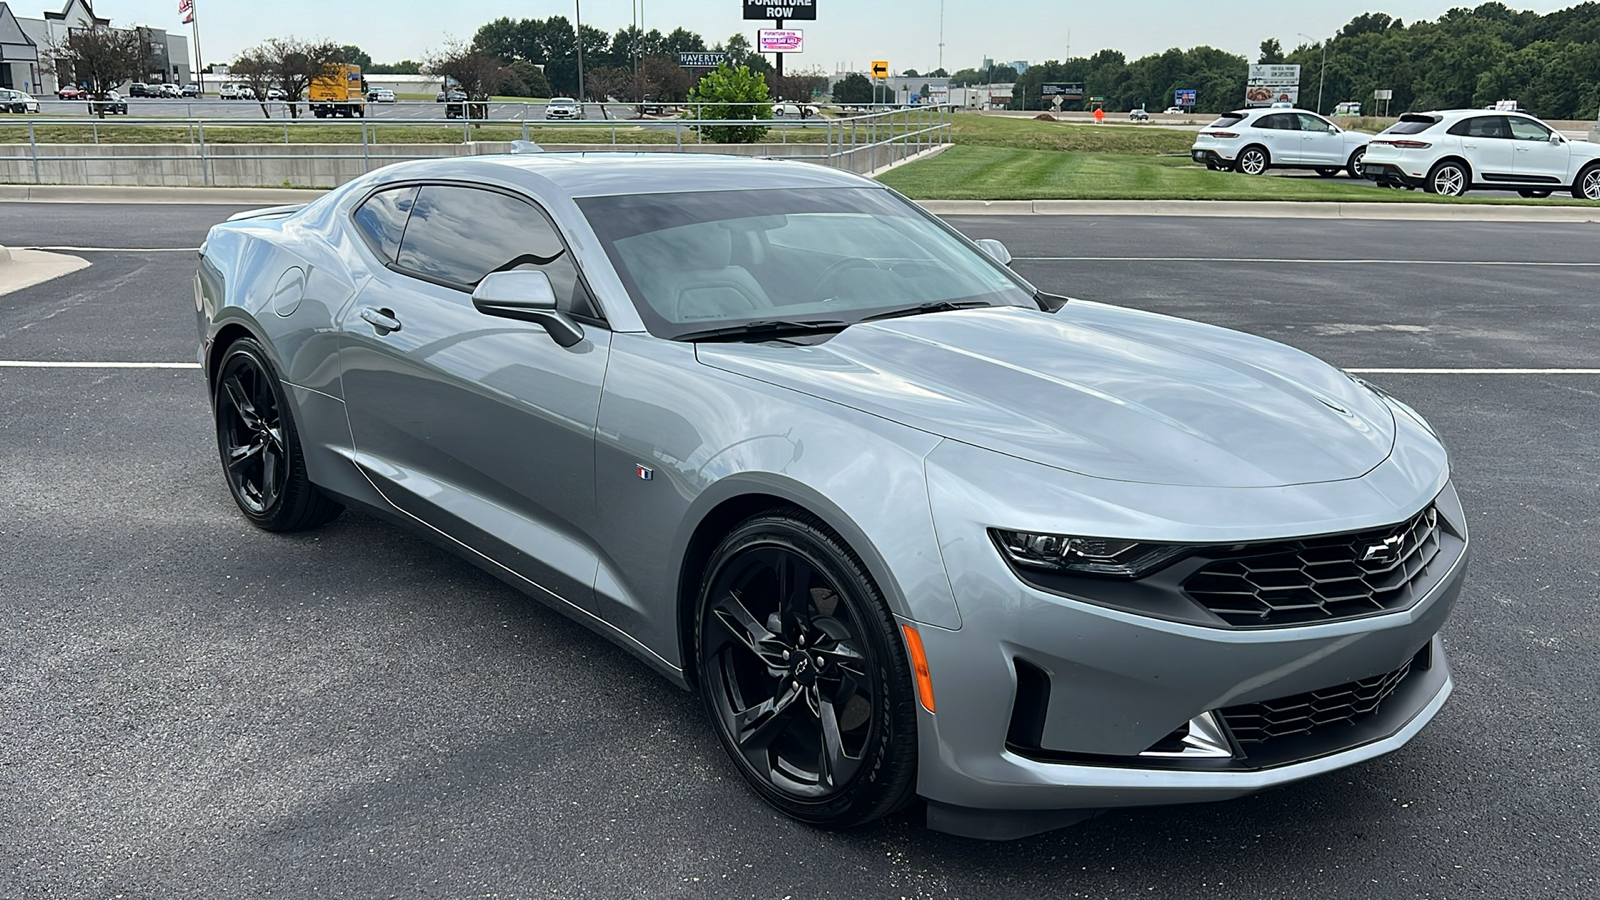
left=0, top=137, right=932, bottom=187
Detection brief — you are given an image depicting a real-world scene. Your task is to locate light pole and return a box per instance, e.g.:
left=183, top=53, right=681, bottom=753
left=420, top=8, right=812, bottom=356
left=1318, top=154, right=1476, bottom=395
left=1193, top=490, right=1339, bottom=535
left=1297, top=32, right=1328, bottom=114
left=575, top=1, right=585, bottom=112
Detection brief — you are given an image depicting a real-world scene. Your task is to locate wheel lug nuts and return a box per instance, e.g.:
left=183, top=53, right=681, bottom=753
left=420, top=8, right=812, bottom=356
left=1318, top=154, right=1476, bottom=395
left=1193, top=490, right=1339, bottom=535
left=781, top=650, right=790, bottom=661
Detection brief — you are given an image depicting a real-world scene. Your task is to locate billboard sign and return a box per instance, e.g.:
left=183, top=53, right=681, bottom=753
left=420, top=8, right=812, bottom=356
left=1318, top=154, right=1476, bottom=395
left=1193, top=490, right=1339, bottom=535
left=1245, top=64, right=1300, bottom=107
left=678, top=52, right=729, bottom=68
left=1040, top=83, right=1084, bottom=99
left=744, top=0, right=817, bottom=20
left=757, top=29, right=804, bottom=53
left=1174, top=88, right=1197, bottom=107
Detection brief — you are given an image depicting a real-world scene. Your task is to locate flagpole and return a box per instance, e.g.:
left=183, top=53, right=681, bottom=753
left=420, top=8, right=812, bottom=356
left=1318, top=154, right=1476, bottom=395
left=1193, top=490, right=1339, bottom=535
left=189, top=0, right=204, bottom=94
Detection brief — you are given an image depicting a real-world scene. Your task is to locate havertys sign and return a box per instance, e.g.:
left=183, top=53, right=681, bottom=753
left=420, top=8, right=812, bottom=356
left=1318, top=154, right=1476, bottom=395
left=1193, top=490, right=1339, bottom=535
left=679, top=52, right=729, bottom=68
left=744, top=0, right=817, bottom=20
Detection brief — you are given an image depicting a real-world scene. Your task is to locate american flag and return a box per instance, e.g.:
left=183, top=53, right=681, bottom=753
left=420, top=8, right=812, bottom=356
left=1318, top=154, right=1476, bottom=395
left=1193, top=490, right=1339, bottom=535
left=179, top=0, right=194, bottom=24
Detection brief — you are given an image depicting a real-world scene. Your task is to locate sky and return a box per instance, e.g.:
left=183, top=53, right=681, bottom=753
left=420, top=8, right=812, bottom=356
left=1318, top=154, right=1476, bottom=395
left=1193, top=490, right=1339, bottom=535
left=55, top=0, right=1583, bottom=73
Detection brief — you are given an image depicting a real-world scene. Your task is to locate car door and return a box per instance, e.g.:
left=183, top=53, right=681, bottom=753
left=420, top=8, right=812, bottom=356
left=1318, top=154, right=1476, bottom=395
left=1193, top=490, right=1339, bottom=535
left=1507, top=116, right=1570, bottom=186
left=1448, top=115, right=1517, bottom=183
left=1253, top=113, right=1303, bottom=164
left=1296, top=113, right=1345, bottom=165
left=337, top=182, right=613, bottom=611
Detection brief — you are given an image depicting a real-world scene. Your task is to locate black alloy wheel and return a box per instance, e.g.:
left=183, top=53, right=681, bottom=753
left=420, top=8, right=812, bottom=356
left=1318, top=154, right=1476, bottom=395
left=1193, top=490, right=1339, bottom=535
left=1237, top=146, right=1269, bottom=175
left=1425, top=161, right=1469, bottom=196
left=696, top=512, right=917, bottom=828
left=213, top=338, right=343, bottom=532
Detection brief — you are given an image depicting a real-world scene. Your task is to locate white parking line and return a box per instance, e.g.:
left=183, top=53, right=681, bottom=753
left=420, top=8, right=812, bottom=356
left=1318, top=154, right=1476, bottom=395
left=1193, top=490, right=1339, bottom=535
left=0, top=361, right=200, bottom=369
left=1017, top=256, right=1600, bottom=267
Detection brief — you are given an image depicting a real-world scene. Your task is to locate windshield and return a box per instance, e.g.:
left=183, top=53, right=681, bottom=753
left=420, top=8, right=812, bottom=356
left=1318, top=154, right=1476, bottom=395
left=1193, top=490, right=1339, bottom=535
left=577, top=187, right=1037, bottom=339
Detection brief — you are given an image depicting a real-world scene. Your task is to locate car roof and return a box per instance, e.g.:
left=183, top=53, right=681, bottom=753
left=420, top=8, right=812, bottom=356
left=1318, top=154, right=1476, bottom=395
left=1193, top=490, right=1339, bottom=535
left=361, top=153, right=883, bottom=199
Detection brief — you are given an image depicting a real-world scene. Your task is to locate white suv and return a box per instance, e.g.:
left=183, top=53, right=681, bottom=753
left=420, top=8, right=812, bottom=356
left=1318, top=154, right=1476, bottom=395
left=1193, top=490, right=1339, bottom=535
left=1362, top=109, right=1600, bottom=199
left=1191, top=108, right=1372, bottom=178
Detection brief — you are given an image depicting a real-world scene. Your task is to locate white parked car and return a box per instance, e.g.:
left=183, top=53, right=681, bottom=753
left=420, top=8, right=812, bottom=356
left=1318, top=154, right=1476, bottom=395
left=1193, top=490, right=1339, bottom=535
left=1163, top=106, right=1185, bottom=115
left=1191, top=108, right=1373, bottom=178
left=0, top=87, right=40, bottom=114
left=1362, top=109, right=1600, bottom=199
left=158, top=83, right=182, bottom=98
left=366, top=88, right=396, bottom=103
left=773, top=102, right=820, bottom=118
left=544, top=97, right=581, bottom=119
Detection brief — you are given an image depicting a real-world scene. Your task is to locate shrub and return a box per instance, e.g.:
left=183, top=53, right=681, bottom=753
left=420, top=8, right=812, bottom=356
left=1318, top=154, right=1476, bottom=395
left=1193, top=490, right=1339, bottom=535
left=686, top=63, right=771, bottom=143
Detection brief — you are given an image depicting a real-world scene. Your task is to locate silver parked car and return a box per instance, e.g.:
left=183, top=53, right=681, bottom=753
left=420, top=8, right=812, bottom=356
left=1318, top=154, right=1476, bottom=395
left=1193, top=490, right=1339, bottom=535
left=196, top=154, right=1467, bottom=839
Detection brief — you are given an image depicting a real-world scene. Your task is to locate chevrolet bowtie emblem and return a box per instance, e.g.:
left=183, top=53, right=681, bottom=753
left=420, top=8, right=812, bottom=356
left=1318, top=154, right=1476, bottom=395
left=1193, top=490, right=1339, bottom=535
left=1362, top=534, right=1405, bottom=563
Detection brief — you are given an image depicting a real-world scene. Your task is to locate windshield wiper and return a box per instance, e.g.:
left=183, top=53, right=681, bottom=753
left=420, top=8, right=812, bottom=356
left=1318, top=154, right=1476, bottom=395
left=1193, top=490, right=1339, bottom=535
left=861, top=300, right=991, bottom=322
left=673, top=319, right=851, bottom=342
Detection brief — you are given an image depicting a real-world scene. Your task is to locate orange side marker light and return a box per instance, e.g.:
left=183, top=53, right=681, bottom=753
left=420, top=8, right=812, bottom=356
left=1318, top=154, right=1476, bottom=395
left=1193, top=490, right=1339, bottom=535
left=901, top=624, right=936, bottom=713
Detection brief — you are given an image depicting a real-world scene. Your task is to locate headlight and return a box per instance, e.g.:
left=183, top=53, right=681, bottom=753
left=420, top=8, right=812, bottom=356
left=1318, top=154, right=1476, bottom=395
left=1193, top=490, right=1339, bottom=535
left=990, top=529, right=1192, bottom=579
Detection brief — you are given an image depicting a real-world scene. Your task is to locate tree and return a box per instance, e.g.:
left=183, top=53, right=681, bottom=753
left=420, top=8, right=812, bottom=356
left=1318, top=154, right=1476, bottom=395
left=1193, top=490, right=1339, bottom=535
left=1258, top=38, right=1285, bottom=64
left=233, top=37, right=343, bottom=118
left=338, top=45, right=372, bottom=70
left=230, top=48, right=277, bottom=117
left=686, top=62, right=771, bottom=143
left=43, top=24, right=147, bottom=118
left=583, top=65, right=631, bottom=102
left=831, top=72, right=874, bottom=104
left=989, top=64, right=1018, bottom=83
left=928, top=67, right=949, bottom=77
left=662, top=28, right=707, bottom=56
left=366, top=60, right=422, bottom=75
left=425, top=41, right=512, bottom=109
left=500, top=60, right=551, bottom=98
left=902, top=69, right=920, bottom=77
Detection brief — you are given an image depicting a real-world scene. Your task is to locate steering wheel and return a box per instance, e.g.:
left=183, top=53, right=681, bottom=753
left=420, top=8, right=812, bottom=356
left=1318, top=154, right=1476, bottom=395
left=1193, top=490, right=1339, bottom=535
left=810, top=257, right=881, bottom=303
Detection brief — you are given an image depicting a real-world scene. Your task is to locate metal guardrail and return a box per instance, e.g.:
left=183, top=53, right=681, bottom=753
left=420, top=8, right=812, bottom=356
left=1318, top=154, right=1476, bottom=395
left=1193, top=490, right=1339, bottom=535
left=3, top=105, right=952, bottom=186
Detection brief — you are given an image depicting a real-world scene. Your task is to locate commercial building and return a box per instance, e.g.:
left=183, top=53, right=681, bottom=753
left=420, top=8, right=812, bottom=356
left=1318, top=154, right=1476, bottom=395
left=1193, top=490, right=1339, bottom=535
left=12, top=0, right=190, bottom=94
left=0, top=3, right=41, bottom=91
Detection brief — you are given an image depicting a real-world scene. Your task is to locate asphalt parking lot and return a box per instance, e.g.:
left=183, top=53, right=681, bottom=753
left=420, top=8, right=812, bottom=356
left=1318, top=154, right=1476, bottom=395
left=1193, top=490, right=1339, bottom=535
left=2, top=203, right=1597, bottom=899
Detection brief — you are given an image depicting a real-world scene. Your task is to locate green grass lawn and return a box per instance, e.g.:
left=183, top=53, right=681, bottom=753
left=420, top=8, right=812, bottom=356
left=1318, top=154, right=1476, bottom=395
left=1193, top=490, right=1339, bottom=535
left=879, top=144, right=1600, bottom=205
left=948, top=113, right=1199, bottom=154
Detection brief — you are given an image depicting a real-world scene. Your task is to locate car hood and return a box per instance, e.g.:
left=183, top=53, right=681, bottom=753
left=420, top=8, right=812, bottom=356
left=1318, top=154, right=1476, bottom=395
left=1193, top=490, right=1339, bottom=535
left=696, top=304, right=1396, bottom=488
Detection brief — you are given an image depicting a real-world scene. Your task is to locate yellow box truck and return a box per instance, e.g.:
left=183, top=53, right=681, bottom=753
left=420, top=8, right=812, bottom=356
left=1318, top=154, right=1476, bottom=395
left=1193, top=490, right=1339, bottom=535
left=310, top=64, right=365, bottom=118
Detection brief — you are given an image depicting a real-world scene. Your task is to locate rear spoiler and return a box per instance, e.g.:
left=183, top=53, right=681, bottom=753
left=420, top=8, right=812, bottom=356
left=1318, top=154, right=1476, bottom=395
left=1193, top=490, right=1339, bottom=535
left=1398, top=113, right=1441, bottom=124
left=226, top=203, right=309, bottom=222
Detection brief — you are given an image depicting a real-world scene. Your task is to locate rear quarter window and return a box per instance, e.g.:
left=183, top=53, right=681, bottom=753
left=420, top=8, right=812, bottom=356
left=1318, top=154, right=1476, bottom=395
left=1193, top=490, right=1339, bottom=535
left=351, top=186, right=419, bottom=264
left=1384, top=117, right=1442, bottom=136
left=1208, top=114, right=1247, bottom=127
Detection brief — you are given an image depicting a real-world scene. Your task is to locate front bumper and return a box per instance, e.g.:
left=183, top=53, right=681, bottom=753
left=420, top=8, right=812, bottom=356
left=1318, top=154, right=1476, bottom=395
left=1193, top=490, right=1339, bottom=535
left=912, top=439, right=1465, bottom=838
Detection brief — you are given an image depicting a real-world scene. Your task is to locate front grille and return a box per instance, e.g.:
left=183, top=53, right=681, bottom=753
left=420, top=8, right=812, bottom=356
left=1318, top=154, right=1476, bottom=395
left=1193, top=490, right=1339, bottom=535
left=1182, top=506, right=1441, bottom=627
left=1221, top=655, right=1415, bottom=745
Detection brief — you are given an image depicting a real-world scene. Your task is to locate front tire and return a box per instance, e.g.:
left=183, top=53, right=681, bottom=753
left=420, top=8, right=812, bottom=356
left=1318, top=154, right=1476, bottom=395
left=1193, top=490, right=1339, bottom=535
left=213, top=338, right=343, bottom=532
left=1237, top=146, right=1269, bottom=175
left=1573, top=164, right=1600, bottom=201
left=695, top=511, right=918, bottom=829
left=1425, top=160, right=1469, bottom=196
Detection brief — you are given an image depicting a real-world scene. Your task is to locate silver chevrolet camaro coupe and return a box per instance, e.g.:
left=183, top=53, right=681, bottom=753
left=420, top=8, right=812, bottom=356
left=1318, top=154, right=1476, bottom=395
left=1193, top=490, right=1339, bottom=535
left=195, top=153, right=1468, bottom=840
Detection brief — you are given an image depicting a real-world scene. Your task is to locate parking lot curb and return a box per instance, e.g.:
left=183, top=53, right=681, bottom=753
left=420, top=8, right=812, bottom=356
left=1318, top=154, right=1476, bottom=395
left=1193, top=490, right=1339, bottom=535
left=0, top=244, right=90, bottom=296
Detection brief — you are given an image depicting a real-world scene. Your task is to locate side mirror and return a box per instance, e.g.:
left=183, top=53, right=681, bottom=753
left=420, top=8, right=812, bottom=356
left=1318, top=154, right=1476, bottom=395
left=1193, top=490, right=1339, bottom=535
left=974, top=239, right=1012, bottom=267
left=471, top=270, right=585, bottom=348
left=1550, top=132, right=1565, bottom=144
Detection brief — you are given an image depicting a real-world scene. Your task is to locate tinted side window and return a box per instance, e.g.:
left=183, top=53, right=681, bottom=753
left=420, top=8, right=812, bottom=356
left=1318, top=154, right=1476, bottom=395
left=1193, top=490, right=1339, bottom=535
left=1448, top=116, right=1508, bottom=139
left=396, top=185, right=598, bottom=318
left=1256, top=114, right=1298, bottom=131
left=1385, top=117, right=1440, bottom=135
left=351, top=185, right=418, bottom=264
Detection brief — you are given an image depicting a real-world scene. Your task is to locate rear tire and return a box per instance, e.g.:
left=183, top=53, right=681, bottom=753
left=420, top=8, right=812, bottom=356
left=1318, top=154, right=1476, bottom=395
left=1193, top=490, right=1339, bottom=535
left=1347, top=148, right=1367, bottom=179
left=213, top=338, right=343, bottom=532
left=1237, top=146, right=1269, bottom=175
left=1424, top=160, right=1469, bottom=196
left=695, top=511, right=918, bottom=830
left=1573, top=165, right=1600, bottom=201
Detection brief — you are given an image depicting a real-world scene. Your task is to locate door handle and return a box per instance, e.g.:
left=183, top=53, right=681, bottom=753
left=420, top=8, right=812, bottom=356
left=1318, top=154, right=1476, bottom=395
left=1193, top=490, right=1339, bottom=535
left=360, top=307, right=401, bottom=333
